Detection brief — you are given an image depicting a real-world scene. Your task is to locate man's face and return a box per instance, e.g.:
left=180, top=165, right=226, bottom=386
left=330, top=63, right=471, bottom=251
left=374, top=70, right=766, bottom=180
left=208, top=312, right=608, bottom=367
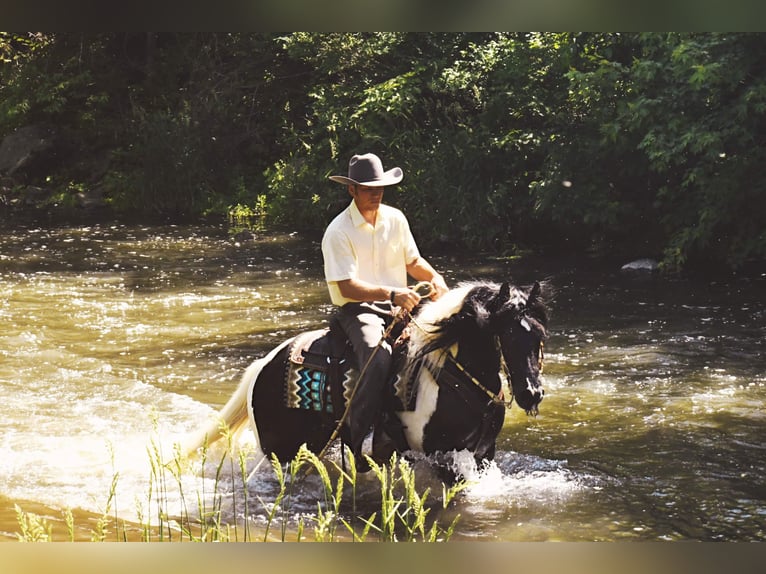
left=350, top=185, right=385, bottom=211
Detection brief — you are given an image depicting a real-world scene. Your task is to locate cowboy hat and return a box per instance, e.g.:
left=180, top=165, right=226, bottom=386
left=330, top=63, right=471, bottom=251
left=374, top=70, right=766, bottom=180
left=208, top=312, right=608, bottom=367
left=329, top=153, right=403, bottom=187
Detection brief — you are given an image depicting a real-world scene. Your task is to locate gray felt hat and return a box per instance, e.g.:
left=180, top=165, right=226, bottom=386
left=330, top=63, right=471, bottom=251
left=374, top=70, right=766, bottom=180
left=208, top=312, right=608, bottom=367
left=329, top=153, right=403, bottom=187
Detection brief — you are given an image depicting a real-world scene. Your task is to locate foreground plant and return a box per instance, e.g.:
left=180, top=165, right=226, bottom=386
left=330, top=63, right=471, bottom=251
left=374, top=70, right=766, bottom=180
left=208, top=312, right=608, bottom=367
left=15, top=426, right=463, bottom=542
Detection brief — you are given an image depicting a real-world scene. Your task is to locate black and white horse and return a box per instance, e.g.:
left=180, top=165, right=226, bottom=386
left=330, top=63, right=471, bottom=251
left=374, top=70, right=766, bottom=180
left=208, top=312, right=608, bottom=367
left=186, top=280, right=549, bottom=474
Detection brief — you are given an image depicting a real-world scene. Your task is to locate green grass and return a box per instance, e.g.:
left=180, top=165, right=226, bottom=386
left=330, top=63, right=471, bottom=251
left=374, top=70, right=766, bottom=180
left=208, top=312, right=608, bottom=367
left=14, top=423, right=465, bottom=542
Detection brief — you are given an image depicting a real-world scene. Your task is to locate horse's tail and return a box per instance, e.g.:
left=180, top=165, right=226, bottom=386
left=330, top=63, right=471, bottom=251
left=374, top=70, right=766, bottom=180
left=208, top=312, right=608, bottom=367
left=182, top=358, right=263, bottom=457
left=183, top=338, right=294, bottom=458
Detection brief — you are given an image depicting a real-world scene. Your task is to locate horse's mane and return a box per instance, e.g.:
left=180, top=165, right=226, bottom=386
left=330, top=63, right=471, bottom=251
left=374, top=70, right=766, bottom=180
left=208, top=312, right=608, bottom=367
left=408, top=280, right=550, bottom=362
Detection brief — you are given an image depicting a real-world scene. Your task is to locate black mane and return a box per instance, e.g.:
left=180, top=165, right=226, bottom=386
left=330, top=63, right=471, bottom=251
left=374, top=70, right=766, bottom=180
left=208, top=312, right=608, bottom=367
left=410, top=280, right=550, bottom=360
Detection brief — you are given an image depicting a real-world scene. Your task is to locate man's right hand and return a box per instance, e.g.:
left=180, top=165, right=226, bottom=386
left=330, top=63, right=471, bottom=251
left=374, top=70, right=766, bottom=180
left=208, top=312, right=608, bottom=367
left=391, top=288, right=421, bottom=312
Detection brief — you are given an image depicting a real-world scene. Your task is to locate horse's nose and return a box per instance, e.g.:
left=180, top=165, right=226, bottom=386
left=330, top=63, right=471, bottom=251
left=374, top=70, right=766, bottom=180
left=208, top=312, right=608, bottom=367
left=526, top=378, right=543, bottom=396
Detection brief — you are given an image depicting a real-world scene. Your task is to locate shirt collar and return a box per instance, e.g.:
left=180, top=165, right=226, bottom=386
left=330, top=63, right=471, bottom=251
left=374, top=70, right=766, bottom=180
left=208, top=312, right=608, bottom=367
left=348, top=200, right=370, bottom=228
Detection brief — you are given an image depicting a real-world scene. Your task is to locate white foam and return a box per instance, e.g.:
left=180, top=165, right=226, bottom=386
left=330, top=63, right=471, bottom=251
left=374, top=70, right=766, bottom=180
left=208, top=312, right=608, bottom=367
left=0, top=382, right=222, bottom=524
left=451, top=449, right=586, bottom=507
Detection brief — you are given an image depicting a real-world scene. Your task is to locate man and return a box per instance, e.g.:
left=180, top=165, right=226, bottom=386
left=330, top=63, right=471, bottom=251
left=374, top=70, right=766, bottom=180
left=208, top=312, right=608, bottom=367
left=321, top=152, right=449, bottom=466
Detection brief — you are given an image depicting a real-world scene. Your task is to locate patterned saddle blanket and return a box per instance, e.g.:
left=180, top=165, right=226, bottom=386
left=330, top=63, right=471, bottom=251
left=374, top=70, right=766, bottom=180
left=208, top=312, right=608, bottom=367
left=283, top=323, right=414, bottom=415
left=284, top=328, right=358, bottom=415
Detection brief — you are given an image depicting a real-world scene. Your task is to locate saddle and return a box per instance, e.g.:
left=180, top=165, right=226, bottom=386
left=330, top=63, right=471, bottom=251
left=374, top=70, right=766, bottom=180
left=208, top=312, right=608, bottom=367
left=283, top=316, right=415, bottom=416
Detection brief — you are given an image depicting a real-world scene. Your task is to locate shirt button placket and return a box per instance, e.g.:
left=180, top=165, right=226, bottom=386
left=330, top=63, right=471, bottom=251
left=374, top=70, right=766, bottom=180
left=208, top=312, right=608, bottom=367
left=372, top=227, right=380, bottom=281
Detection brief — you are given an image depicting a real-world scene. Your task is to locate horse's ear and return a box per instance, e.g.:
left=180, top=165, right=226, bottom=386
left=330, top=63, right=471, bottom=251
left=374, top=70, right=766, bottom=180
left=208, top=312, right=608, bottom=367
left=488, top=282, right=511, bottom=314
left=527, top=281, right=541, bottom=304
left=499, top=281, right=511, bottom=302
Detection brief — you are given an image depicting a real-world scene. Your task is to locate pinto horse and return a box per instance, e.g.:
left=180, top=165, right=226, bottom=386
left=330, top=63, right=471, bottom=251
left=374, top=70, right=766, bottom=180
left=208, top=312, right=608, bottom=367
left=186, top=280, right=549, bottom=474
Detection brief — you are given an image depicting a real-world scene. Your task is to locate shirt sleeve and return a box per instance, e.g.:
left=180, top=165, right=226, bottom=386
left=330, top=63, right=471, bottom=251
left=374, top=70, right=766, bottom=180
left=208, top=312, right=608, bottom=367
left=400, top=212, right=421, bottom=265
left=321, top=226, right=357, bottom=282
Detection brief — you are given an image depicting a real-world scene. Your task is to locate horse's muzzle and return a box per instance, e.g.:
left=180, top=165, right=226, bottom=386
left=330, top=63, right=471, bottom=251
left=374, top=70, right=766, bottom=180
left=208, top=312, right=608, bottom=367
left=517, top=378, right=544, bottom=415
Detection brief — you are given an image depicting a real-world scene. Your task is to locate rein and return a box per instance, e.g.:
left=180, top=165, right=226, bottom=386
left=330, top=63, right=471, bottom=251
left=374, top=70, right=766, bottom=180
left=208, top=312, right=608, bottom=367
left=443, top=350, right=514, bottom=410
left=408, top=308, right=546, bottom=412
left=310, top=281, right=435, bottom=471
left=407, top=308, right=515, bottom=411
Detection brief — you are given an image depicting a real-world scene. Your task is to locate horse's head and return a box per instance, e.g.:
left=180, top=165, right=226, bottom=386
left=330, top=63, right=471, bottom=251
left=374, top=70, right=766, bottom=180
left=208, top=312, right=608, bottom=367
left=489, top=281, right=549, bottom=415
left=411, top=279, right=550, bottom=415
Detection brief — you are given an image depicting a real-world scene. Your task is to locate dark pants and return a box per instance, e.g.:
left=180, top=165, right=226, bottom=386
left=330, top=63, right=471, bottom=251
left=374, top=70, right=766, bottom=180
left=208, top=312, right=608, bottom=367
left=334, top=301, right=395, bottom=460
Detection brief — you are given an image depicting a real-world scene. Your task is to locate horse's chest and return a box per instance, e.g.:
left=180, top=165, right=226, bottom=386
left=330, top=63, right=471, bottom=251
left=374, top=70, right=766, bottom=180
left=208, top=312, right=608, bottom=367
left=397, top=366, right=441, bottom=451
left=398, top=357, right=505, bottom=455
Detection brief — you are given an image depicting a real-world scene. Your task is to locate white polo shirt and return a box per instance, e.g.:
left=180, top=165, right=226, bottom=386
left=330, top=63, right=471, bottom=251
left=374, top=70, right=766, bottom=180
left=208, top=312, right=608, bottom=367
left=321, top=201, right=420, bottom=306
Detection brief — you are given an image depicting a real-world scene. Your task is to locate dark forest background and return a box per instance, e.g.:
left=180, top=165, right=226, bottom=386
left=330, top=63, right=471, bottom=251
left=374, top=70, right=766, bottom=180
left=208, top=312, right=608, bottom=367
left=2, top=33, right=764, bottom=273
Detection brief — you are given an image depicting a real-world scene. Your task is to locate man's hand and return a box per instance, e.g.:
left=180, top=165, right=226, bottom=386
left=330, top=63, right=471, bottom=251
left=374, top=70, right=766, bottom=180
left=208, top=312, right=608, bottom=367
left=429, top=274, right=449, bottom=301
left=406, top=258, right=449, bottom=301
left=391, top=288, right=421, bottom=312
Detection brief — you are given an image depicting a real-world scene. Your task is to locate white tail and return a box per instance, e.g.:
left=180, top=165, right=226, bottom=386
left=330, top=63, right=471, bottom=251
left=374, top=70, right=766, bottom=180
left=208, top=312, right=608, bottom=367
left=182, top=338, right=292, bottom=457
left=181, top=361, right=256, bottom=456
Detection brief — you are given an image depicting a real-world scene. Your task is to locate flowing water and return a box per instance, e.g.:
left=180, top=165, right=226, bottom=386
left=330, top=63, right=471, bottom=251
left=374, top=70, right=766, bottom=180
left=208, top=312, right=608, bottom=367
left=1, top=221, right=764, bottom=542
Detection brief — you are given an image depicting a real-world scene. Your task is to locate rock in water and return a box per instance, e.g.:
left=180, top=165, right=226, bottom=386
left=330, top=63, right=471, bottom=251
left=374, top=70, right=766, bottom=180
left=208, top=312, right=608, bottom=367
left=621, top=258, right=659, bottom=272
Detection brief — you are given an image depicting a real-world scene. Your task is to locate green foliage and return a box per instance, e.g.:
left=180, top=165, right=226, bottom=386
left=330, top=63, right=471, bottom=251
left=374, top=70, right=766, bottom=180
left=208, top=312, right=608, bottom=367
left=363, top=454, right=465, bottom=542
left=528, top=32, right=766, bottom=269
left=2, top=33, right=765, bottom=271
left=15, top=431, right=462, bottom=542
left=14, top=504, right=52, bottom=542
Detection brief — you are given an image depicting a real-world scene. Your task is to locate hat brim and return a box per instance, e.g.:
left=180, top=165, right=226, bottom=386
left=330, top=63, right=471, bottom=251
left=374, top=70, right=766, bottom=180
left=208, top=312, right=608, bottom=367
left=329, top=167, right=403, bottom=187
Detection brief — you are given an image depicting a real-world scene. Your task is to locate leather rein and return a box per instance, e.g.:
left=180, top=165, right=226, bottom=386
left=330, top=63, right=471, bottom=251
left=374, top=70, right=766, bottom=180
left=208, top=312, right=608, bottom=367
left=410, top=311, right=545, bottom=413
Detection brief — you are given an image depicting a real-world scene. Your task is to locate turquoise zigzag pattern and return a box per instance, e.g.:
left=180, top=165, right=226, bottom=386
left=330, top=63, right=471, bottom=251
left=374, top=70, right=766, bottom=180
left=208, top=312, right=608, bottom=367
left=295, top=366, right=331, bottom=413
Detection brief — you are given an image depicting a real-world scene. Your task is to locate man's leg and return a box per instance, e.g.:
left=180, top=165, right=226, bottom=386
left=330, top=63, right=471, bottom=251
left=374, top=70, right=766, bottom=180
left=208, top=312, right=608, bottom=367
left=336, top=302, right=393, bottom=465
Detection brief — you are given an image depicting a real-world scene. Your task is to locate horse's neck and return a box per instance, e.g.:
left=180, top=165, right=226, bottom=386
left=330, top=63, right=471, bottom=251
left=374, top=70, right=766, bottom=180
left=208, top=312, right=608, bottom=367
left=451, top=333, right=502, bottom=386
left=410, top=332, right=500, bottom=387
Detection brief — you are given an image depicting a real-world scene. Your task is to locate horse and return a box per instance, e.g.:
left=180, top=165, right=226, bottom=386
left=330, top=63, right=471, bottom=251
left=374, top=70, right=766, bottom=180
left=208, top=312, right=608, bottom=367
left=186, top=280, right=549, bottom=477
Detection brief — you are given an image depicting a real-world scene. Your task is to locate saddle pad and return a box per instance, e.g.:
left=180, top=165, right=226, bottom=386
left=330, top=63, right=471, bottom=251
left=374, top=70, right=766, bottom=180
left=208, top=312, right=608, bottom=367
left=284, top=329, right=357, bottom=414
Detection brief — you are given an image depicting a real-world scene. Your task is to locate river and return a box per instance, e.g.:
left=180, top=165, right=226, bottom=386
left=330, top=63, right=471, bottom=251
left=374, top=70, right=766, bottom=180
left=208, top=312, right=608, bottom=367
left=1, top=220, right=764, bottom=541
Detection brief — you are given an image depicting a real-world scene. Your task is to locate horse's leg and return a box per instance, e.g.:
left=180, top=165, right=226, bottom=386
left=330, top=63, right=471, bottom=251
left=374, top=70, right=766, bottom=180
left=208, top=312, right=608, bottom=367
left=371, top=408, right=411, bottom=464
left=370, top=425, right=396, bottom=465
left=473, top=408, right=504, bottom=465
left=478, top=443, right=496, bottom=465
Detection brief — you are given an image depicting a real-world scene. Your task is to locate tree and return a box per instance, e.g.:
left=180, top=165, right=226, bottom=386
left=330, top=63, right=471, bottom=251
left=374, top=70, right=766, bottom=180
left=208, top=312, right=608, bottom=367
left=2, top=33, right=764, bottom=272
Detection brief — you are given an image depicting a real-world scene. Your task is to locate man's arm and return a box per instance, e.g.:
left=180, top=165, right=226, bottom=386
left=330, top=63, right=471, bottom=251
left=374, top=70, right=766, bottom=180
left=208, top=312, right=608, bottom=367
left=335, top=278, right=390, bottom=305
left=334, top=254, right=448, bottom=311
left=336, top=277, right=423, bottom=312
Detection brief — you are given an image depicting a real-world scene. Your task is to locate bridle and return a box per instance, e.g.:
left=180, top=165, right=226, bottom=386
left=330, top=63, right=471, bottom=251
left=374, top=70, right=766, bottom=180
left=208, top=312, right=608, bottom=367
left=408, top=308, right=543, bottom=412
left=431, top=310, right=545, bottom=414
left=443, top=337, right=543, bottom=409
left=444, top=347, right=513, bottom=409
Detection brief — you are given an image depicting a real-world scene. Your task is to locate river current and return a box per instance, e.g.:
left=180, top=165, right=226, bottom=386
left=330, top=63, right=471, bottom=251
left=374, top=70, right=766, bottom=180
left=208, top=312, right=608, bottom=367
left=1, top=221, right=764, bottom=541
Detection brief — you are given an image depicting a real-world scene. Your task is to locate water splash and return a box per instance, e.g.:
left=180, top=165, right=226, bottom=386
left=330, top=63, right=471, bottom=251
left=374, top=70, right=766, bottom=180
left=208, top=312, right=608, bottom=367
left=450, top=450, right=586, bottom=508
